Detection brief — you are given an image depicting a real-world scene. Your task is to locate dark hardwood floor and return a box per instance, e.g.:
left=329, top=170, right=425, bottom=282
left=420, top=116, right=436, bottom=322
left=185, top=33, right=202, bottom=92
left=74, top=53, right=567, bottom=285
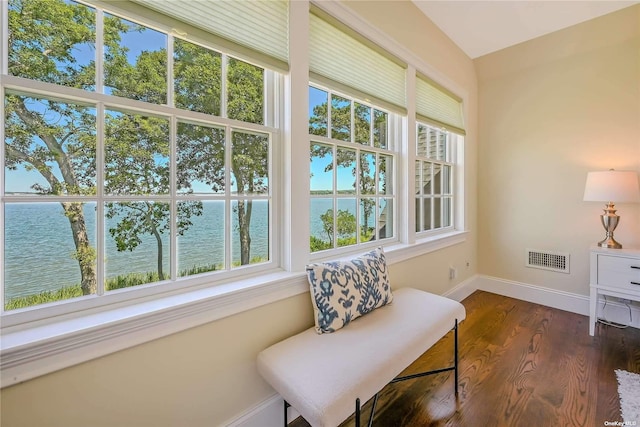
left=290, top=290, right=640, bottom=427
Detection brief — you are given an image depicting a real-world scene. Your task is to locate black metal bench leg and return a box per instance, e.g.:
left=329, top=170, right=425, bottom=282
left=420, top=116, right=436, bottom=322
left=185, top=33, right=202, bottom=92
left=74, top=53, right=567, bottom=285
left=284, top=400, right=290, bottom=427
left=454, top=318, right=459, bottom=397
left=355, top=398, right=361, bottom=427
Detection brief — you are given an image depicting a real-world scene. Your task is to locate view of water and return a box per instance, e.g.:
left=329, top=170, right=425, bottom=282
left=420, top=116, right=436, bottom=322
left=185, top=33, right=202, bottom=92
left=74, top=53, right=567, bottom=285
left=3, top=200, right=348, bottom=300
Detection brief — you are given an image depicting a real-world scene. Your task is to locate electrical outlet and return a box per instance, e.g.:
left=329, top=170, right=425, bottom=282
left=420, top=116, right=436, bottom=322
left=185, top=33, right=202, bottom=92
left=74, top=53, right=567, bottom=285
left=449, top=267, right=457, bottom=280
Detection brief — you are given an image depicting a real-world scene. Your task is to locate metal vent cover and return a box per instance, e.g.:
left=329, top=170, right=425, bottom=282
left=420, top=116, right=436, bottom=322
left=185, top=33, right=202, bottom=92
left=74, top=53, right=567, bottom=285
left=526, top=249, right=570, bottom=274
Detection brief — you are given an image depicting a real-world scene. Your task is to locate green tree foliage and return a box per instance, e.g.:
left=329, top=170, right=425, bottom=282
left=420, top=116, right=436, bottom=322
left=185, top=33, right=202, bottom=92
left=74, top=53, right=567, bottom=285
left=309, top=94, right=388, bottom=249
left=6, top=0, right=99, bottom=295
left=5, top=0, right=266, bottom=299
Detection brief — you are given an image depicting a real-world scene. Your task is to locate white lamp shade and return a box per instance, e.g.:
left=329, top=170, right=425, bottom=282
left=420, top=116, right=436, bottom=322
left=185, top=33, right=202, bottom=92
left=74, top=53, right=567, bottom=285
left=583, top=170, right=640, bottom=202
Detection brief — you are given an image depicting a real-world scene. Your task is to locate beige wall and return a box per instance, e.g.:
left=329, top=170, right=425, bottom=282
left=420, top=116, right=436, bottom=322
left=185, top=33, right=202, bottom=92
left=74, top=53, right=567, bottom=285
left=0, top=2, right=478, bottom=426
left=476, top=5, right=640, bottom=295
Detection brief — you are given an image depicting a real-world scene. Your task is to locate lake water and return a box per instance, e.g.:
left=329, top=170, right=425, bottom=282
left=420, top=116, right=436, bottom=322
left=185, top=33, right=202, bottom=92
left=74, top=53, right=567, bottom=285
left=3, top=199, right=341, bottom=299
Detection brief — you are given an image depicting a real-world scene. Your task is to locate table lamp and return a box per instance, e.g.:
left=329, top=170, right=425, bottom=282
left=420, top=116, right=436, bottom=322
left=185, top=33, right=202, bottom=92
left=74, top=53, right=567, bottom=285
left=583, top=169, right=640, bottom=249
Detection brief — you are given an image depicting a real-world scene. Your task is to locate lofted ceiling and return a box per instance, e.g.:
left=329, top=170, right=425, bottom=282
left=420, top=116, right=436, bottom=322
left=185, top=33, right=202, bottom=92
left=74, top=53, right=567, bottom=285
left=412, top=0, right=640, bottom=59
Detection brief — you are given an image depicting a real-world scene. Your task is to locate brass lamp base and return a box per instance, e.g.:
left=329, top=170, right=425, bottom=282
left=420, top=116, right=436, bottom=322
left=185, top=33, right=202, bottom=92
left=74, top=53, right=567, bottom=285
left=597, top=235, right=622, bottom=249
left=597, top=202, right=622, bottom=249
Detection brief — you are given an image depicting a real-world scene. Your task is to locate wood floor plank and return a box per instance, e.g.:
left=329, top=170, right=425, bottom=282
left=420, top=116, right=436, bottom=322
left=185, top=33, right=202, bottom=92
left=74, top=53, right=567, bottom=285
left=289, top=290, right=640, bottom=427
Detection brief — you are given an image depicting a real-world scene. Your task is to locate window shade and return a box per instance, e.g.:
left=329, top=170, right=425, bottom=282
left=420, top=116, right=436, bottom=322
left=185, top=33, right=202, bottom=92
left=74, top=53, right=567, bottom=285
left=131, top=0, right=289, bottom=71
left=309, top=10, right=406, bottom=113
left=416, top=75, right=465, bottom=135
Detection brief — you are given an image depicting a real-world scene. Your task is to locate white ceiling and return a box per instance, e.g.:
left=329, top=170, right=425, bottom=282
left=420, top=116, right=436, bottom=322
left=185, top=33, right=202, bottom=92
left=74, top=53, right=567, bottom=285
left=412, top=1, right=639, bottom=59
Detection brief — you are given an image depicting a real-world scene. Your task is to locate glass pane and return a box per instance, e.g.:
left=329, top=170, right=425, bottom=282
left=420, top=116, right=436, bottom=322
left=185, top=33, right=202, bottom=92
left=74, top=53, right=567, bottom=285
left=309, top=86, right=328, bottom=137
left=438, top=131, right=447, bottom=161
left=231, top=130, right=269, bottom=195
left=443, top=197, right=452, bottom=228
left=359, top=152, right=376, bottom=195
left=433, top=163, right=442, bottom=195
left=104, top=14, right=167, bottom=104
left=415, top=197, right=421, bottom=232
left=417, top=124, right=428, bottom=157
left=373, top=109, right=388, bottom=149
left=310, top=198, right=333, bottom=252
left=177, top=122, right=225, bottom=194
left=310, top=143, right=333, bottom=194
left=174, top=38, right=222, bottom=115
left=104, top=109, right=170, bottom=195
left=414, top=161, right=422, bottom=195
left=354, top=103, right=371, bottom=145
left=5, top=93, right=96, bottom=195
left=422, top=162, right=433, bottom=195
left=423, top=198, right=432, bottom=231
left=4, top=202, right=96, bottom=310
left=227, top=57, right=264, bottom=125
left=105, top=201, right=170, bottom=289
left=178, top=200, right=224, bottom=277
left=434, top=197, right=442, bottom=229
left=8, top=0, right=96, bottom=90
left=331, top=95, right=351, bottom=142
left=443, top=165, right=452, bottom=195
left=231, top=200, right=269, bottom=267
left=427, top=127, right=437, bottom=160
left=378, top=155, right=393, bottom=195
left=336, top=198, right=357, bottom=247
left=336, top=148, right=356, bottom=194
left=379, top=198, right=393, bottom=239
left=360, top=198, right=375, bottom=242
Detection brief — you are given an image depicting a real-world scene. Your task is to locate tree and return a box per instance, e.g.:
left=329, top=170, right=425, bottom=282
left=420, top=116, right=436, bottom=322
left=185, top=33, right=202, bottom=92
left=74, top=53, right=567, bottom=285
left=6, top=0, right=270, bottom=304
left=227, top=58, right=267, bottom=265
left=319, top=208, right=356, bottom=246
left=6, top=0, right=98, bottom=295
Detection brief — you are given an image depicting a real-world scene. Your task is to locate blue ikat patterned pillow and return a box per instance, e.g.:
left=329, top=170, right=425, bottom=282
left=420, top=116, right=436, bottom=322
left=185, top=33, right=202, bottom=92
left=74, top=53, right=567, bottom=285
left=306, top=247, right=393, bottom=334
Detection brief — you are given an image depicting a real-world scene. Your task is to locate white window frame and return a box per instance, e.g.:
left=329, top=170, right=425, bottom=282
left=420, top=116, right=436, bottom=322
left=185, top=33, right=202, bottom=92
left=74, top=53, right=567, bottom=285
left=0, top=1, right=282, bottom=328
left=415, top=122, right=460, bottom=236
left=308, top=83, right=400, bottom=258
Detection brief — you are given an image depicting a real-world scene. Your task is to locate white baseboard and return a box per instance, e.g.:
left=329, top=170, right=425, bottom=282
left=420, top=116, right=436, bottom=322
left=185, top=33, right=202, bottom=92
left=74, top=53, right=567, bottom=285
left=226, top=274, right=640, bottom=426
left=470, top=274, right=640, bottom=330
left=225, top=393, right=300, bottom=427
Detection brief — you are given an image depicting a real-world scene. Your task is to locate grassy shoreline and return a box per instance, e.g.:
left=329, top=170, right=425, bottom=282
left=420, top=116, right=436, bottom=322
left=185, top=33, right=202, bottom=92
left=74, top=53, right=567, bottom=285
left=5, top=263, right=220, bottom=311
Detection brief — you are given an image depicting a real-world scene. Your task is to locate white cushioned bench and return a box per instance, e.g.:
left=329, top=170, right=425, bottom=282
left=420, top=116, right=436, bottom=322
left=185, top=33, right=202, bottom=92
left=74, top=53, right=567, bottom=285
left=257, top=287, right=466, bottom=427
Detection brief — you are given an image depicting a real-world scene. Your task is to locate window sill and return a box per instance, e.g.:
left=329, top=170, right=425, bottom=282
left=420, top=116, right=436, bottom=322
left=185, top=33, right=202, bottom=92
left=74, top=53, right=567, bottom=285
left=0, top=230, right=467, bottom=388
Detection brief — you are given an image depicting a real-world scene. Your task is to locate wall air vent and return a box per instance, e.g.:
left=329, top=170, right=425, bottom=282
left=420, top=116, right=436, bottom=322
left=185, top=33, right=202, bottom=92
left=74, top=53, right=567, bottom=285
left=526, top=249, right=570, bottom=274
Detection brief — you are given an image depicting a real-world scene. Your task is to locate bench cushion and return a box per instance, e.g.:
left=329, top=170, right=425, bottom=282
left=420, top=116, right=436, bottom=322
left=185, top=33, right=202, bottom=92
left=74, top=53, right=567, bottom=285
left=306, top=247, right=393, bottom=334
left=257, top=287, right=465, bottom=427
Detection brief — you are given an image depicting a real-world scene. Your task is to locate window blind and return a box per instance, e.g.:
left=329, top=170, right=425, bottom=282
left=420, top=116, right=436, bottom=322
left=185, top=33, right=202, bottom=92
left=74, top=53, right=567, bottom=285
left=130, top=0, right=289, bottom=71
left=416, top=75, right=465, bottom=135
left=309, top=9, right=407, bottom=113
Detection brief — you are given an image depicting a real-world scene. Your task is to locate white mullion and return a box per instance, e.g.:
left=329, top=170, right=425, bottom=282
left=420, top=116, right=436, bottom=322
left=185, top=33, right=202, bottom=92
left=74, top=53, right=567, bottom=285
left=167, top=34, right=174, bottom=108
left=169, top=116, right=177, bottom=281
left=355, top=147, right=360, bottom=244
left=332, top=144, right=337, bottom=249
left=225, top=126, right=232, bottom=270
left=96, top=102, right=105, bottom=296
left=327, top=91, right=333, bottom=139
left=95, top=9, right=104, bottom=94
left=369, top=106, right=374, bottom=147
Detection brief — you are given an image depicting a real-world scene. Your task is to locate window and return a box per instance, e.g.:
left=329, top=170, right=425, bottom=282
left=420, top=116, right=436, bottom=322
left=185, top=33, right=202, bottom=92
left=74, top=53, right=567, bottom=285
left=2, top=0, right=278, bottom=312
left=415, top=123, right=459, bottom=233
left=309, top=85, right=396, bottom=253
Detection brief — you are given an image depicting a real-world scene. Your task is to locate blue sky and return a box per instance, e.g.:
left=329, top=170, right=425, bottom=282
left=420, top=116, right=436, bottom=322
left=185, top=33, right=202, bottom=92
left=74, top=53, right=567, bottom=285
left=5, top=9, right=352, bottom=196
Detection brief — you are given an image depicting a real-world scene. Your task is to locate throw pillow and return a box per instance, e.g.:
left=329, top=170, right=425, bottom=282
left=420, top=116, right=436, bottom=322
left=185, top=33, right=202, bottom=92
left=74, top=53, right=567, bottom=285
left=306, top=247, right=393, bottom=334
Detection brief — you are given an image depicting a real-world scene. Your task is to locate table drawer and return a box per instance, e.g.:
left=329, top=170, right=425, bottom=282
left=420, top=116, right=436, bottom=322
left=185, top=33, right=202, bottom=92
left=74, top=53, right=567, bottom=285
left=597, top=254, right=640, bottom=291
